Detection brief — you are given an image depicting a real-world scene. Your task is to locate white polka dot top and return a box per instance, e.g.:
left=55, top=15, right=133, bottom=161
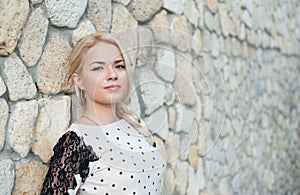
left=41, top=119, right=166, bottom=195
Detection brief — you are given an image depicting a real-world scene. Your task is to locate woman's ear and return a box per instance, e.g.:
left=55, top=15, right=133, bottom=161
left=72, top=73, right=85, bottom=90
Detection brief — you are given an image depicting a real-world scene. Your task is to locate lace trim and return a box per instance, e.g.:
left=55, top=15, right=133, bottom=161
left=41, top=131, right=99, bottom=195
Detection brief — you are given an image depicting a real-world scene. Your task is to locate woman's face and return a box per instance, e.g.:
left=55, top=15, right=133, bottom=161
left=74, top=41, right=129, bottom=106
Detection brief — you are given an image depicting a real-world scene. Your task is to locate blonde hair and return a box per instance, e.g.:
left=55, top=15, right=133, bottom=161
left=69, top=32, right=152, bottom=140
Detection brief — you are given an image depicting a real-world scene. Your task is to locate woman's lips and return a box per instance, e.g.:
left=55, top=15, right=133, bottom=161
left=104, top=85, right=121, bottom=91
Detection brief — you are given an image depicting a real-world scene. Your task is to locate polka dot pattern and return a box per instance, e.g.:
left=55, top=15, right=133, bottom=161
left=69, top=119, right=166, bottom=195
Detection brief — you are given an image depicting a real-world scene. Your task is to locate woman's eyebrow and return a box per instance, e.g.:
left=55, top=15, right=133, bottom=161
left=89, top=61, right=105, bottom=66
left=89, top=59, right=124, bottom=66
left=114, top=59, right=124, bottom=64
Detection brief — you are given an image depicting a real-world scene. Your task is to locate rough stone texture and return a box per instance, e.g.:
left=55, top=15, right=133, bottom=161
left=150, top=10, right=170, bottom=44
left=173, top=55, right=197, bottom=106
left=129, top=0, right=162, bottom=22
left=18, top=8, right=49, bottom=67
left=87, top=0, right=111, bottom=32
left=196, top=0, right=204, bottom=29
left=175, top=103, right=195, bottom=133
left=205, top=0, right=218, bottom=13
left=136, top=27, right=156, bottom=68
left=164, top=83, right=176, bottom=106
left=2, top=53, right=37, bottom=101
left=219, top=3, right=230, bottom=37
left=37, top=36, right=73, bottom=94
left=174, top=161, right=189, bottom=194
left=0, top=98, right=8, bottom=150
left=155, top=47, right=176, bottom=82
left=72, top=20, right=96, bottom=45
left=31, top=0, right=44, bottom=5
left=136, top=68, right=165, bottom=115
left=111, top=3, right=138, bottom=68
left=0, top=76, right=6, bottom=96
left=0, top=159, right=14, bottom=195
left=8, top=100, right=38, bottom=158
left=13, top=161, right=48, bottom=195
left=113, top=0, right=130, bottom=5
left=45, top=0, right=87, bottom=28
left=192, top=29, right=202, bottom=55
left=144, top=106, right=168, bottom=140
left=184, top=0, right=199, bottom=27
left=163, top=0, right=185, bottom=15
left=188, top=145, right=198, bottom=171
left=32, top=96, right=71, bottom=163
left=171, top=16, right=191, bottom=52
left=128, top=84, right=141, bottom=117
left=0, top=1, right=299, bottom=194
left=0, top=0, right=29, bottom=56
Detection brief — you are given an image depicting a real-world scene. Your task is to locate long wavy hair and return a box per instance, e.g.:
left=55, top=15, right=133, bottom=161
left=69, top=32, right=152, bottom=140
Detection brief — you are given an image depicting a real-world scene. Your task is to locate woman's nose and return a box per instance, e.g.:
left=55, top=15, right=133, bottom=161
left=105, top=66, right=118, bottom=80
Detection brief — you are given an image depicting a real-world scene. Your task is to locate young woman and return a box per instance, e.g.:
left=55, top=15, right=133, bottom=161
left=41, top=32, right=167, bottom=195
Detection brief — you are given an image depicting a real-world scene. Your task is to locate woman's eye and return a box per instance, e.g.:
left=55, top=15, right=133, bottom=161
left=91, top=66, right=104, bottom=71
left=116, top=65, right=126, bottom=69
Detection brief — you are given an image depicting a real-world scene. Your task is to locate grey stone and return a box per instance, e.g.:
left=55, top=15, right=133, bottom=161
left=87, top=0, right=111, bottom=32
left=144, top=106, right=169, bottom=140
left=204, top=11, right=215, bottom=31
left=18, top=8, right=49, bottom=67
left=113, top=0, right=130, bottom=5
left=171, top=15, right=191, bottom=52
left=45, top=0, right=87, bottom=28
left=196, top=0, right=204, bottom=29
left=238, top=21, right=246, bottom=41
left=187, top=165, right=200, bottom=195
left=174, top=161, right=189, bottom=194
left=72, top=20, right=96, bottom=46
left=173, top=54, right=197, bottom=106
left=0, top=99, right=8, bottom=150
left=2, top=53, right=37, bottom=101
left=0, top=159, right=14, bottom=195
left=129, top=0, right=162, bottom=22
left=241, top=0, right=253, bottom=14
left=32, top=96, right=71, bottom=163
left=135, top=68, right=165, bottom=115
left=155, top=47, right=176, bottom=82
left=164, top=83, right=176, bottom=106
left=136, top=27, right=155, bottom=68
left=0, top=0, right=29, bottom=56
left=30, top=0, right=43, bottom=5
left=0, top=76, right=6, bottom=96
left=37, top=36, right=73, bottom=94
left=8, top=100, right=38, bottom=158
left=149, top=10, right=170, bottom=44
left=205, top=0, right=218, bottom=13
left=197, top=158, right=205, bottom=190
left=128, top=84, right=141, bottom=117
left=111, top=3, right=138, bottom=68
left=219, top=177, right=230, bottom=195
left=192, top=29, right=202, bottom=55
left=202, top=28, right=211, bottom=52
left=211, top=33, right=220, bottom=57
left=184, top=0, right=199, bottom=27
left=174, top=103, right=195, bottom=133
left=163, top=0, right=185, bottom=15
left=241, top=9, right=252, bottom=28
left=219, top=3, right=230, bottom=37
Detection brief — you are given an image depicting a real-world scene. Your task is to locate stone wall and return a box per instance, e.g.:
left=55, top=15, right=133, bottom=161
left=0, top=0, right=299, bottom=194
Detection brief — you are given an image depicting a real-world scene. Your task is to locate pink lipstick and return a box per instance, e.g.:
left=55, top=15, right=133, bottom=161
left=104, top=85, right=121, bottom=91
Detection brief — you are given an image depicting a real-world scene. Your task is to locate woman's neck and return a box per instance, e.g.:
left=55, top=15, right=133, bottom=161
left=84, top=102, right=119, bottom=126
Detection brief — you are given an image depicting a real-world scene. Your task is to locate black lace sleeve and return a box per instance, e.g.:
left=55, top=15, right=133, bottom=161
left=41, top=131, right=99, bottom=195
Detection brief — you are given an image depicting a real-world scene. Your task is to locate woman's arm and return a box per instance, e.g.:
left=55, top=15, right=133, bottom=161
left=41, top=131, right=99, bottom=195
